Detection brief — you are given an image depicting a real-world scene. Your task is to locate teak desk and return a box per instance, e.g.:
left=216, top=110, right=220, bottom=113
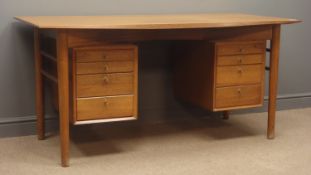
left=15, top=13, right=300, bottom=167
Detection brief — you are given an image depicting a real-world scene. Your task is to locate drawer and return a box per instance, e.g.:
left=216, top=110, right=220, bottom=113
left=76, top=61, right=134, bottom=74
left=216, top=64, right=263, bottom=87
left=217, top=54, right=264, bottom=66
left=75, top=49, right=134, bottom=62
left=215, top=85, right=262, bottom=109
left=77, top=73, right=133, bottom=97
left=76, top=95, right=134, bottom=121
left=217, top=42, right=265, bottom=56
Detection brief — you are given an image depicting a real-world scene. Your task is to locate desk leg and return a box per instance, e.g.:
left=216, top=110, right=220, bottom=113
left=34, top=28, right=45, bottom=140
left=222, top=111, right=230, bottom=120
left=57, top=30, right=70, bottom=167
left=267, top=25, right=281, bottom=139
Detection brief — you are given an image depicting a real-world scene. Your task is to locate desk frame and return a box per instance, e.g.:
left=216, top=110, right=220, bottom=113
left=34, top=24, right=281, bottom=167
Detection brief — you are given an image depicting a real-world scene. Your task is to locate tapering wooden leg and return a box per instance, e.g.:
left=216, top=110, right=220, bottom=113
left=267, top=25, right=281, bottom=139
left=57, top=30, right=70, bottom=167
left=34, top=28, right=45, bottom=140
left=222, top=111, right=229, bottom=120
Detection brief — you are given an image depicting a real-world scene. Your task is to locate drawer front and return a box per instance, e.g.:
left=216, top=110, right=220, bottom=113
left=217, top=54, right=264, bottom=66
left=215, top=85, right=262, bottom=109
left=76, top=49, right=134, bottom=62
left=77, top=95, right=134, bottom=121
left=76, top=61, right=134, bottom=74
left=216, top=64, right=263, bottom=87
left=77, top=73, right=133, bottom=97
left=217, top=42, right=265, bottom=56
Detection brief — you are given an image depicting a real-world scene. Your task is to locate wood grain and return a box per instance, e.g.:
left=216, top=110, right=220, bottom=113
left=216, top=64, right=263, bottom=87
left=76, top=49, right=134, bottom=62
left=76, top=73, right=134, bottom=97
left=215, top=85, right=262, bottom=109
left=267, top=25, right=281, bottom=139
left=216, top=41, right=265, bottom=56
left=173, top=40, right=266, bottom=111
left=217, top=54, right=264, bottom=66
left=71, top=44, right=138, bottom=123
left=76, top=95, right=134, bottom=121
left=56, top=30, right=70, bottom=167
left=132, top=46, right=139, bottom=118
left=19, top=13, right=299, bottom=167
left=34, top=28, right=45, bottom=140
left=76, top=61, right=134, bottom=75
left=15, top=13, right=300, bottom=29
left=67, top=25, right=273, bottom=47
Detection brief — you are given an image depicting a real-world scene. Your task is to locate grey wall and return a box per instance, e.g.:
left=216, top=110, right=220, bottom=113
left=0, top=0, right=310, bottom=137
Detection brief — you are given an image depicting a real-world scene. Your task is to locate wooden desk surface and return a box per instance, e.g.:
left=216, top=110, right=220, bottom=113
left=15, top=13, right=300, bottom=29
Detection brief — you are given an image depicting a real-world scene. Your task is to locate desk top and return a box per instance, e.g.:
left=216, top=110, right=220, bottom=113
left=15, top=13, right=300, bottom=29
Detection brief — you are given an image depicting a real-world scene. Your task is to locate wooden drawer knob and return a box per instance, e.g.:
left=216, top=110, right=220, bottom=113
left=237, top=88, right=242, bottom=95
left=103, top=64, right=109, bottom=71
left=237, top=67, right=243, bottom=74
left=239, top=48, right=245, bottom=53
left=103, top=98, right=109, bottom=106
left=238, top=57, right=243, bottom=64
left=102, top=54, right=107, bottom=59
left=103, top=76, right=109, bottom=84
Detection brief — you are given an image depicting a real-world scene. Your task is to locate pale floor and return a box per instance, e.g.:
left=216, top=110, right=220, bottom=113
left=0, top=108, right=311, bottom=175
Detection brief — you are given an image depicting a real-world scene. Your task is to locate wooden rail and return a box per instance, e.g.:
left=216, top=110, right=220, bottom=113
left=41, top=70, right=58, bottom=83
